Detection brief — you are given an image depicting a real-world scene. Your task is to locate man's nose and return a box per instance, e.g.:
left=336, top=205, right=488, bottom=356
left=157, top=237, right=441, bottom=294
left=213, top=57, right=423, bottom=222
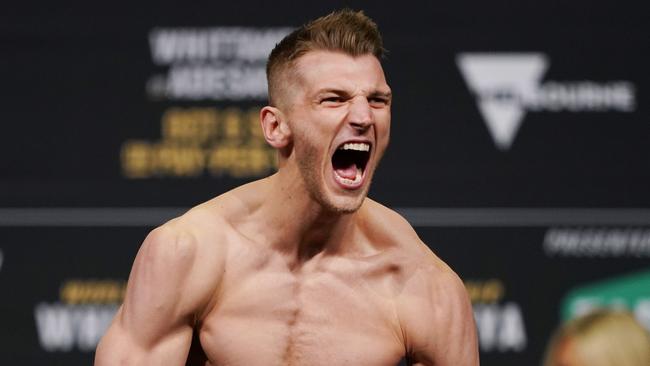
left=348, top=96, right=373, bottom=131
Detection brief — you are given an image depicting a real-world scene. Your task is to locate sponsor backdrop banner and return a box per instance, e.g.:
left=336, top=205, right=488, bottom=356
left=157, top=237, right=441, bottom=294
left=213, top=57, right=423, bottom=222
left=1, top=2, right=648, bottom=365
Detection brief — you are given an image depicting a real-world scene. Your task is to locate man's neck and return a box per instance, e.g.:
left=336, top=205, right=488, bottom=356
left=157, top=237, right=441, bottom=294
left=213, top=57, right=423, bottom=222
left=256, top=170, right=361, bottom=267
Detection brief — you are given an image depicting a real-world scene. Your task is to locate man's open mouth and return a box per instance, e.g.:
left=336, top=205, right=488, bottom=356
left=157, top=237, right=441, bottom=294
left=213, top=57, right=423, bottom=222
left=331, top=142, right=371, bottom=187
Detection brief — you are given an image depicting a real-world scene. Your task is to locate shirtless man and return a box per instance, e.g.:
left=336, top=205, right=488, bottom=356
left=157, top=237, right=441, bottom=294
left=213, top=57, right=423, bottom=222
left=95, top=9, right=478, bottom=366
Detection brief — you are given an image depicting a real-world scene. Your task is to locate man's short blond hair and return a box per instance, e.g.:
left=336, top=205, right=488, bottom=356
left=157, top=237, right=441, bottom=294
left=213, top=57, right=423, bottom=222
left=266, top=9, right=385, bottom=107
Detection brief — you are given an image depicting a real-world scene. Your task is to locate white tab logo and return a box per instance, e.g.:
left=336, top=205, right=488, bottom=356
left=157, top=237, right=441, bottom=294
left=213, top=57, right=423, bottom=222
left=456, top=53, right=636, bottom=150
left=457, top=53, right=547, bottom=150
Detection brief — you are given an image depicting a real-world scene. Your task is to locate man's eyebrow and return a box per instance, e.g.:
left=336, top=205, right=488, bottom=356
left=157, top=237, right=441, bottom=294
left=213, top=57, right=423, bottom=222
left=369, top=90, right=392, bottom=98
left=315, top=88, right=392, bottom=98
left=315, top=88, right=351, bottom=96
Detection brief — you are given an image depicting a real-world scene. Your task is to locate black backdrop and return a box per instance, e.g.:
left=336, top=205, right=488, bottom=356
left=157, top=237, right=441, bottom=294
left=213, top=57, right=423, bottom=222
left=1, top=2, right=649, bottom=365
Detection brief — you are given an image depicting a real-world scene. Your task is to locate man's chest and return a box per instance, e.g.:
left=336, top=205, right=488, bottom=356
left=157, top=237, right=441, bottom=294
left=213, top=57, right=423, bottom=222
left=197, top=264, right=406, bottom=366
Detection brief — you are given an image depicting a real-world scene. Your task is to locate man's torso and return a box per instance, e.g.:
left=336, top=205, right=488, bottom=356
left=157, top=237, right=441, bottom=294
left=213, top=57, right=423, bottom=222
left=167, top=184, right=438, bottom=366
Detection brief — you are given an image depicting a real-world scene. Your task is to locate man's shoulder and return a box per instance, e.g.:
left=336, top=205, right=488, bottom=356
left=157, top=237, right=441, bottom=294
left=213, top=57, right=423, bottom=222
left=361, top=198, right=421, bottom=247
left=146, top=177, right=269, bottom=261
left=155, top=203, right=223, bottom=247
left=362, top=198, right=465, bottom=297
left=138, top=191, right=243, bottom=276
left=139, top=214, right=226, bottom=282
left=362, top=199, right=442, bottom=261
left=372, top=202, right=475, bottom=364
left=161, top=178, right=266, bottom=241
left=130, top=200, right=234, bottom=315
left=361, top=199, right=476, bottom=360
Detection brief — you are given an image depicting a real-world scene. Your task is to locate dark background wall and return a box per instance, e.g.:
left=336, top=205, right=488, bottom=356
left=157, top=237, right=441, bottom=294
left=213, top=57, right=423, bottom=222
left=1, top=2, right=649, bottom=364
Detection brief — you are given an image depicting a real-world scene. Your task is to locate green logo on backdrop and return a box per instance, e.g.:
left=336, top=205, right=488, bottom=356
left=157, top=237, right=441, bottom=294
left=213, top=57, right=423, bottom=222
left=561, top=268, right=650, bottom=322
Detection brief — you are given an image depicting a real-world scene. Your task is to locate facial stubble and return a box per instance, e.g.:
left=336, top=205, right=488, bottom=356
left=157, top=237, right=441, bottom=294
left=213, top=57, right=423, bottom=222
left=294, top=136, right=371, bottom=215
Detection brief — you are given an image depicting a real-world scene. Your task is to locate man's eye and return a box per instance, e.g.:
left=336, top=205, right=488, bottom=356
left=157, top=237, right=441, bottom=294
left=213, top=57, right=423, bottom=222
left=369, top=98, right=389, bottom=106
left=321, top=97, right=343, bottom=104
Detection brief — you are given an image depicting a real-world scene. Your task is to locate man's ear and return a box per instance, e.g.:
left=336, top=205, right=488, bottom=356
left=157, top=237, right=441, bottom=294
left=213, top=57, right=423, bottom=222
left=260, top=106, right=291, bottom=148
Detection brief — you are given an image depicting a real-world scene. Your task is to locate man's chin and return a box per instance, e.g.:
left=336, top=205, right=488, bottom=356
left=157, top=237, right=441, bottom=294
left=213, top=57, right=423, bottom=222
left=318, top=190, right=367, bottom=215
left=327, top=203, right=362, bottom=215
left=303, top=171, right=370, bottom=215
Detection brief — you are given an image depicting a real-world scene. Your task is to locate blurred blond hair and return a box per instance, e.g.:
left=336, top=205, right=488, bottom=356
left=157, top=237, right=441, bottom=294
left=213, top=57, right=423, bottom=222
left=544, top=309, right=650, bottom=366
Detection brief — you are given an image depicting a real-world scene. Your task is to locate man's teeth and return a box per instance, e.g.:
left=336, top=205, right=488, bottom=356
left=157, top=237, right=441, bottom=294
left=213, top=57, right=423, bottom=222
left=340, top=142, right=370, bottom=152
left=339, top=168, right=362, bottom=185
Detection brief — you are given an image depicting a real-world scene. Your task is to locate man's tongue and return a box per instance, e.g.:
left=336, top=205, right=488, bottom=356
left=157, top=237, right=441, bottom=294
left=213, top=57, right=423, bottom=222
left=335, top=163, right=358, bottom=180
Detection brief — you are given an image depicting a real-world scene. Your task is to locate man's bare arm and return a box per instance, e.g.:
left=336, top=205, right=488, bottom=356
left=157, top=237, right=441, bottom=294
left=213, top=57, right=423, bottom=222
left=95, top=224, right=223, bottom=365
left=398, top=262, right=479, bottom=366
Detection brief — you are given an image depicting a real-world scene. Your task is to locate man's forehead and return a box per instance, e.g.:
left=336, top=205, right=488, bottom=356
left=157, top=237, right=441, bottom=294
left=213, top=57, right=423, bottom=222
left=291, top=50, right=389, bottom=91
